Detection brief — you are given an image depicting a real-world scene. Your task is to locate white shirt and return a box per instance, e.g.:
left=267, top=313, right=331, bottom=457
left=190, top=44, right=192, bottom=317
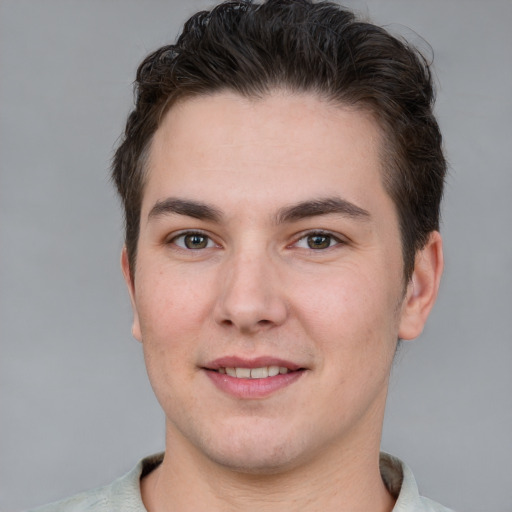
left=30, top=452, right=456, bottom=511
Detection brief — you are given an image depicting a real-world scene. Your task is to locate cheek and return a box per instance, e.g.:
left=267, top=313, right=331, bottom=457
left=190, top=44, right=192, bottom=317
left=294, top=269, right=399, bottom=418
left=293, top=265, right=401, bottom=358
left=135, top=268, right=209, bottom=406
left=135, top=264, right=215, bottom=341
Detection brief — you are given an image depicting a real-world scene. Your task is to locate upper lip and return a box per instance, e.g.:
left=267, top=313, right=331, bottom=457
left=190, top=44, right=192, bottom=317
left=204, top=356, right=303, bottom=371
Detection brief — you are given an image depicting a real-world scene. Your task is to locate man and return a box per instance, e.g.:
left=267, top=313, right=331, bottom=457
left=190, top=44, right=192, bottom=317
left=33, top=1, right=452, bottom=510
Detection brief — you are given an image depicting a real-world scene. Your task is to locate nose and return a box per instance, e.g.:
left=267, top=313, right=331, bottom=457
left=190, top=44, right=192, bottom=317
left=214, top=250, right=288, bottom=334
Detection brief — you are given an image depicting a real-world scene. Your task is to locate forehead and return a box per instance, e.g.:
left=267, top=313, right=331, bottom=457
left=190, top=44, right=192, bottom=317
left=144, top=91, right=388, bottom=217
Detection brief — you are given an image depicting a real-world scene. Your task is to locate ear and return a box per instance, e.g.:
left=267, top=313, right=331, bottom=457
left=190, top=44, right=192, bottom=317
left=398, top=231, right=444, bottom=340
left=121, top=247, right=142, bottom=342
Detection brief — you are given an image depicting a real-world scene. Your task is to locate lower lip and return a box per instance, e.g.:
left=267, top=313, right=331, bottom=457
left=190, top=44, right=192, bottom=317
left=205, top=370, right=304, bottom=399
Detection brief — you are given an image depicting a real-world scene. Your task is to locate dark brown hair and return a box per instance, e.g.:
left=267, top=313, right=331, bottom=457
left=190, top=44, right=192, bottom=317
left=112, top=0, right=446, bottom=281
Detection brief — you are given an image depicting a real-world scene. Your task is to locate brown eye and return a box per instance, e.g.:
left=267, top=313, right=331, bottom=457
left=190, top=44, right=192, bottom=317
left=184, top=234, right=209, bottom=249
left=306, top=234, right=332, bottom=250
left=172, top=232, right=214, bottom=250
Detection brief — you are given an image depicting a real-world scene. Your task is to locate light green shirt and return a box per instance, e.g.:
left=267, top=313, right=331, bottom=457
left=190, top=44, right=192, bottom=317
left=30, top=452, right=455, bottom=511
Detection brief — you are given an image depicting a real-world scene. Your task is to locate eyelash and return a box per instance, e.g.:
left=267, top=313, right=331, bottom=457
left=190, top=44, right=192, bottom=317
left=292, top=231, right=345, bottom=250
left=169, top=231, right=218, bottom=250
left=168, top=230, right=345, bottom=252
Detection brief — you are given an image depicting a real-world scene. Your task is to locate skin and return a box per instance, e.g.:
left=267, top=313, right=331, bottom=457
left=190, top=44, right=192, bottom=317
left=122, top=91, right=443, bottom=512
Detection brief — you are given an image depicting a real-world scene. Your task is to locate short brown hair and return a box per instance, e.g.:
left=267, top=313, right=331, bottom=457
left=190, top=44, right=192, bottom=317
left=112, top=0, right=446, bottom=281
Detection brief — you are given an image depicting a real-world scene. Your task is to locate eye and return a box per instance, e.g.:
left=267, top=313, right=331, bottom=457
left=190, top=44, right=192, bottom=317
left=171, top=232, right=216, bottom=250
left=294, top=232, right=342, bottom=250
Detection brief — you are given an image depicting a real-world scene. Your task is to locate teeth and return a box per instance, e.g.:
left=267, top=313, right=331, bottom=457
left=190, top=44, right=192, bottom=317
left=268, top=365, right=280, bottom=377
left=235, top=367, right=251, bottom=378
left=250, top=367, right=267, bottom=378
left=220, top=366, right=289, bottom=379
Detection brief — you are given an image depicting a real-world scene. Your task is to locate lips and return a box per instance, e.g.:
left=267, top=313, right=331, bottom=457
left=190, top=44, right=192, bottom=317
left=205, top=356, right=302, bottom=372
left=203, top=356, right=305, bottom=399
left=218, top=366, right=290, bottom=378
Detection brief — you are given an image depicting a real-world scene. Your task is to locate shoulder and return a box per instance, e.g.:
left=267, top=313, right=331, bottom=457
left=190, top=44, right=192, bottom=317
left=417, top=495, right=457, bottom=512
left=28, top=453, right=164, bottom=512
left=380, top=453, right=456, bottom=512
left=28, top=487, right=111, bottom=512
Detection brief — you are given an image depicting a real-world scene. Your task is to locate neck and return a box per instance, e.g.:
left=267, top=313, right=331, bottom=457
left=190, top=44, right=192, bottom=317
left=141, top=424, right=395, bottom=512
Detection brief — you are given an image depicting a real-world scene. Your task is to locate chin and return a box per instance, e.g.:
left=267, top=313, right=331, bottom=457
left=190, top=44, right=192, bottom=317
left=195, top=420, right=312, bottom=475
left=206, top=443, right=302, bottom=475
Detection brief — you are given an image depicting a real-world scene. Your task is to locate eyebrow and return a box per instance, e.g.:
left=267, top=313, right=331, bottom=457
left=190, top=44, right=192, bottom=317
left=148, top=198, right=222, bottom=223
left=275, top=197, right=371, bottom=224
left=147, top=196, right=370, bottom=225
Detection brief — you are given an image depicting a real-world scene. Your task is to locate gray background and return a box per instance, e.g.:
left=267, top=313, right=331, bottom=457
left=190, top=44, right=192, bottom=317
left=1, top=1, right=511, bottom=511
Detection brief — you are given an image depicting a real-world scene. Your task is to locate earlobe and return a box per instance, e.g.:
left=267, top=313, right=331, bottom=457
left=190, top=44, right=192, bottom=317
left=121, top=247, right=142, bottom=342
left=398, top=231, right=444, bottom=340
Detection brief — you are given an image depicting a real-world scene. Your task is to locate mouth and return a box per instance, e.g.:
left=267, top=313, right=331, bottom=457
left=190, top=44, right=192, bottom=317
left=215, top=366, right=293, bottom=379
left=203, top=357, right=306, bottom=398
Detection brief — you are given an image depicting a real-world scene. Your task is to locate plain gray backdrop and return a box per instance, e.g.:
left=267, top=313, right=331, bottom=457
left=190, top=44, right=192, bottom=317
left=1, top=1, right=511, bottom=511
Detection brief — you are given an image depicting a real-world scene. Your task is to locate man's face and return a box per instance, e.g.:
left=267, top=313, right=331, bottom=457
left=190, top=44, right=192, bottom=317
left=124, top=91, right=431, bottom=473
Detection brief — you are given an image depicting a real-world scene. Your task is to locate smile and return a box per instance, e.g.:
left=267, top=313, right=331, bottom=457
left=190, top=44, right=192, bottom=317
left=205, top=357, right=305, bottom=398
left=217, top=366, right=290, bottom=378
